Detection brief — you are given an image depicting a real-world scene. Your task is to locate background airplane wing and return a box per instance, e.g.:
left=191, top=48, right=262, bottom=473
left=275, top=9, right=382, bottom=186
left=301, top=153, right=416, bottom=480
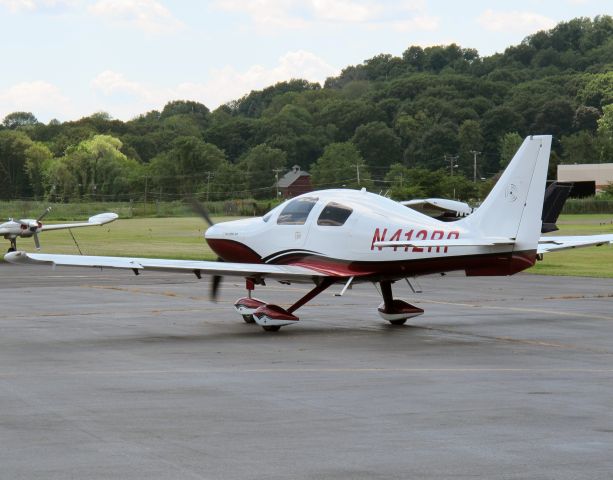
left=538, top=234, right=613, bottom=253
left=3, top=251, right=330, bottom=282
left=400, top=198, right=473, bottom=216
left=41, top=213, right=118, bottom=231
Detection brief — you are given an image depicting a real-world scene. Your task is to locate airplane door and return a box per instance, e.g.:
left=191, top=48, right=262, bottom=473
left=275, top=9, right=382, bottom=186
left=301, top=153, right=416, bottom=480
left=268, top=196, right=318, bottom=254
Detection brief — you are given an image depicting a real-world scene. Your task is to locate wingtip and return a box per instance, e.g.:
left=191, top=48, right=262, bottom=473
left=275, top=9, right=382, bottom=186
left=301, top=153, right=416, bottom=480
left=4, top=250, right=28, bottom=263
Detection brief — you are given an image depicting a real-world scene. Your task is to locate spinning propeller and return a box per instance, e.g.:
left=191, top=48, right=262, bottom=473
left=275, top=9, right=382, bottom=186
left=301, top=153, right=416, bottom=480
left=189, top=198, right=223, bottom=302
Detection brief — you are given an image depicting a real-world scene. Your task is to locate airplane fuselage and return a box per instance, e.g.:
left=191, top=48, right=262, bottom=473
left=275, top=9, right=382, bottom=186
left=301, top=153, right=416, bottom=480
left=205, top=189, right=536, bottom=282
left=0, top=219, right=41, bottom=240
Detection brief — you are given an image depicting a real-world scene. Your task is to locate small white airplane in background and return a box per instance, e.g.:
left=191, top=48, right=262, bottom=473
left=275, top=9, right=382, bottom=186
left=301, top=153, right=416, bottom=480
left=5, top=136, right=613, bottom=332
left=1, top=209, right=118, bottom=252
left=400, top=198, right=474, bottom=219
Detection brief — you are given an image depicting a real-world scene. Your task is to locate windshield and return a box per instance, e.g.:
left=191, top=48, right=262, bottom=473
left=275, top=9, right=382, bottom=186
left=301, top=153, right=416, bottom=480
left=277, top=197, right=319, bottom=225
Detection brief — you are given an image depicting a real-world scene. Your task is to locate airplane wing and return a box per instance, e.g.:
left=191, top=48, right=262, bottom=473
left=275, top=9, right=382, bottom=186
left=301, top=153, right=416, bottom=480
left=400, top=198, right=473, bottom=216
left=41, top=213, right=118, bottom=231
left=538, top=234, right=613, bottom=254
left=3, top=251, right=330, bottom=282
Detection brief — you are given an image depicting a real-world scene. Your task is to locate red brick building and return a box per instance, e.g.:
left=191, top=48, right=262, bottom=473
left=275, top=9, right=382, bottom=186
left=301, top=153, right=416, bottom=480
left=277, top=165, right=312, bottom=198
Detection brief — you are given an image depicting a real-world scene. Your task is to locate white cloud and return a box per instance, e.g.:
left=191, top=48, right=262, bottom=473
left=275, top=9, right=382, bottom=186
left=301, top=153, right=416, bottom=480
left=0, top=0, right=76, bottom=13
left=213, top=0, right=439, bottom=32
left=212, top=0, right=308, bottom=29
left=89, top=0, right=184, bottom=34
left=310, top=0, right=381, bottom=23
left=182, top=50, right=340, bottom=106
left=385, top=15, right=439, bottom=32
left=89, top=51, right=339, bottom=119
left=477, top=9, right=556, bottom=33
left=0, top=81, right=74, bottom=121
left=91, top=70, right=160, bottom=101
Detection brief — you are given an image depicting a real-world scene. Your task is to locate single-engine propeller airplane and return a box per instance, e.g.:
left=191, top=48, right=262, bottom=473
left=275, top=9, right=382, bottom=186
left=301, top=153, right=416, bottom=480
left=5, top=135, right=613, bottom=331
left=1, top=209, right=118, bottom=252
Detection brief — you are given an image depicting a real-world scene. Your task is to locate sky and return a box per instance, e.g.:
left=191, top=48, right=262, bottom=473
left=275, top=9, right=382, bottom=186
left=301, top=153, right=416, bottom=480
left=0, top=0, right=610, bottom=123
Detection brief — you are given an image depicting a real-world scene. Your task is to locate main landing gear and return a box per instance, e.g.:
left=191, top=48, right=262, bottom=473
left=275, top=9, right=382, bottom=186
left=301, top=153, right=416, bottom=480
left=233, top=278, right=334, bottom=332
left=7, top=238, right=17, bottom=253
left=232, top=278, right=423, bottom=332
left=377, top=280, right=424, bottom=325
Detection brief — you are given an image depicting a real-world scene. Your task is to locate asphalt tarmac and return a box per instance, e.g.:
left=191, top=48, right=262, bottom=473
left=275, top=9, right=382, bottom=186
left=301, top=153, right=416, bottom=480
left=1, top=263, right=613, bottom=479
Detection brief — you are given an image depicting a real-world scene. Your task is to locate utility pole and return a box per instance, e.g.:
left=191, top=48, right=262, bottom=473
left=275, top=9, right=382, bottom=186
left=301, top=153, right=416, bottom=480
left=206, top=172, right=211, bottom=202
left=445, top=155, right=459, bottom=176
left=144, top=175, right=148, bottom=216
left=273, top=168, right=283, bottom=199
left=356, top=162, right=361, bottom=186
left=470, top=150, right=481, bottom=183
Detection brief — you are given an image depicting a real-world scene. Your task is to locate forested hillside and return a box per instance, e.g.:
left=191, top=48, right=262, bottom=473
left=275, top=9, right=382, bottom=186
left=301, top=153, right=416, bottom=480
left=1, top=15, right=612, bottom=203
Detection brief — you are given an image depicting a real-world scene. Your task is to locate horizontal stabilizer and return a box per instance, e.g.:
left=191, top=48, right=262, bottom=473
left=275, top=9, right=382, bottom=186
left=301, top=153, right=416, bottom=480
left=374, top=238, right=514, bottom=248
left=538, top=234, right=613, bottom=254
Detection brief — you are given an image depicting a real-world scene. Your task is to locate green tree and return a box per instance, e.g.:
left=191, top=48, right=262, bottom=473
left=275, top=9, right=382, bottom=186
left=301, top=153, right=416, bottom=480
left=499, top=132, right=523, bottom=168
left=384, top=164, right=427, bottom=199
left=148, top=137, right=227, bottom=196
left=595, top=104, right=613, bottom=161
left=458, top=120, right=484, bottom=177
left=43, top=134, right=143, bottom=200
left=561, top=131, right=599, bottom=164
left=310, top=142, right=372, bottom=189
left=25, top=143, right=53, bottom=199
left=0, top=130, right=34, bottom=199
left=2, top=111, right=39, bottom=129
left=239, top=144, right=287, bottom=199
left=208, top=162, right=248, bottom=200
left=351, top=121, right=402, bottom=169
left=577, top=72, right=613, bottom=108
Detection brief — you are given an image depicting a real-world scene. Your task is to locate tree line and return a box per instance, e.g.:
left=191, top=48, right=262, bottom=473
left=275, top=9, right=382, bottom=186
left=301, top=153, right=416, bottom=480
left=1, top=15, right=612, bottom=203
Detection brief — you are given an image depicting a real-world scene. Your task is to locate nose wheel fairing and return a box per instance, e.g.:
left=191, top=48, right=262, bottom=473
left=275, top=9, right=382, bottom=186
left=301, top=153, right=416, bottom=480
left=253, top=304, right=299, bottom=328
left=234, top=278, right=336, bottom=331
left=377, top=299, right=424, bottom=322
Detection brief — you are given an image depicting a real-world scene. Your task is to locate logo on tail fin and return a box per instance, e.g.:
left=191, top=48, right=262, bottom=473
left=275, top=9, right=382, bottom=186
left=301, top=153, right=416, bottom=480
left=505, top=183, right=518, bottom=202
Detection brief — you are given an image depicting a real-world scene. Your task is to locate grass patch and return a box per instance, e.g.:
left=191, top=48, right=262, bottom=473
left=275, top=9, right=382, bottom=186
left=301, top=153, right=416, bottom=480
left=533, top=214, right=613, bottom=278
left=7, top=217, right=226, bottom=261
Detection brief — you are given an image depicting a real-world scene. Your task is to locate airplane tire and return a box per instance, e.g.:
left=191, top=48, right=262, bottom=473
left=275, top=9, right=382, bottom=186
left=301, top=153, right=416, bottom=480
left=7, top=247, right=15, bottom=253
left=262, top=325, right=281, bottom=332
left=242, top=314, right=256, bottom=324
left=388, top=319, right=408, bottom=326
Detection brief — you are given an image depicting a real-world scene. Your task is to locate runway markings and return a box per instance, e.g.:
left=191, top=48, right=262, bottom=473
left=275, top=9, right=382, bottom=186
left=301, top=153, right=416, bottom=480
left=1, top=367, right=613, bottom=378
left=421, top=299, right=613, bottom=322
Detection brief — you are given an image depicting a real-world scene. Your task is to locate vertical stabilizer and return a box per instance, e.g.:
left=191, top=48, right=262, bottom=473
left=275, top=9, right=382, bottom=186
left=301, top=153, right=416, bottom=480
left=461, top=135, right=551, bottom=252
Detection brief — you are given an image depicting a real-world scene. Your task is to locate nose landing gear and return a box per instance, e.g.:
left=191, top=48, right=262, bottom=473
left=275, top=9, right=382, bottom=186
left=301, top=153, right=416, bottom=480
left=234, top=277, right=335, bottom=332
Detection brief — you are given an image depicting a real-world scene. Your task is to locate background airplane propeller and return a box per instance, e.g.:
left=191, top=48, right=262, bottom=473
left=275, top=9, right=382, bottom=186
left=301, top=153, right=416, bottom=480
left=14, top=207, right=52, bottom=250
left=188, top=198, right=223, bottom=302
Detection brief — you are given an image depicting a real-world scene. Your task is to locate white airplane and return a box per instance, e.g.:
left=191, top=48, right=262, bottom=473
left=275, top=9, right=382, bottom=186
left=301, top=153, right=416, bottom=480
left=400, top=198, right=474, bottom=219
left=5, top=136, right=613, bottom=332
left=1, top=209, right=118, bottom=252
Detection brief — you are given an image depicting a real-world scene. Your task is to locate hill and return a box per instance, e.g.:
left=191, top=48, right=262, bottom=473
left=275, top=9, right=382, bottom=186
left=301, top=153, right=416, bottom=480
left=1, top=15, right=612, bottom=202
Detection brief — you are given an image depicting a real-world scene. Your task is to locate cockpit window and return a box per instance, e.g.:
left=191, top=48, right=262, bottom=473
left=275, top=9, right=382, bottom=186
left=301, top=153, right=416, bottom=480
left=277, top=197, right=318, bottom=225
left=317, top=202, right=353, bottom=226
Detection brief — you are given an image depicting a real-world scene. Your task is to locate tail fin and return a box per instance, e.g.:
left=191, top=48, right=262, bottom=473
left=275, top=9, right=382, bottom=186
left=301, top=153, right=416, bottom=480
left=460, top=135, right=551, bottom=252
